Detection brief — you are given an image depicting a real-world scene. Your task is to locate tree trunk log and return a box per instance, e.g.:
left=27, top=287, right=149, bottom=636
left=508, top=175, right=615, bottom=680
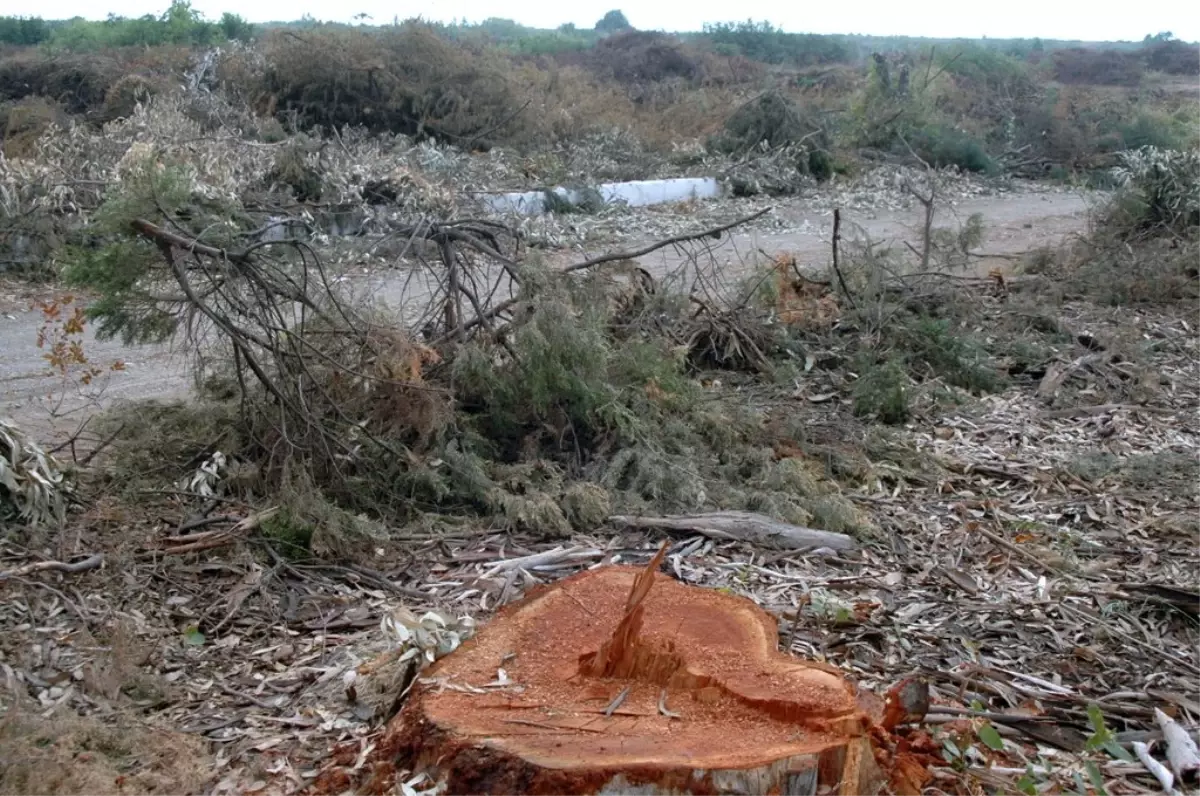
left=608, top=511, right=857, bottom=552
left=362, top=548, right=890, bottom=795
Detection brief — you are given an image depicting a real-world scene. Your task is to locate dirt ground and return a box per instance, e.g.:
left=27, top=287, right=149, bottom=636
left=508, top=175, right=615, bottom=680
left=1, top=176, right=1197, bottom=796
left=0, top=189, right=1091, bottom=447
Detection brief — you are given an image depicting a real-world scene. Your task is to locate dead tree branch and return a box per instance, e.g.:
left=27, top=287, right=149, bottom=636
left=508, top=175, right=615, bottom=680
left=0, top=554, right=104, bottom=581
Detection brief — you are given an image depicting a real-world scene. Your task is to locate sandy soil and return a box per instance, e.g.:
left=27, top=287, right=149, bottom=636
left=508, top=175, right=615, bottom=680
left=0, top=190, right=1092, bottom=446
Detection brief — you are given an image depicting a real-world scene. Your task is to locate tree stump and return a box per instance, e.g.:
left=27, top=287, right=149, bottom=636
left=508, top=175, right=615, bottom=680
left=369, top=545, right=892, bottom=795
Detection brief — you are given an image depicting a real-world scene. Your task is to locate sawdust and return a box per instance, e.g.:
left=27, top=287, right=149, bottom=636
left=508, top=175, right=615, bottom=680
left=0, top=703, right=213, bottom=795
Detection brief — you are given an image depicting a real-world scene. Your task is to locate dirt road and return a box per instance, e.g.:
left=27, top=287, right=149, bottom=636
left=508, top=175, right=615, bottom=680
left=0, top=189, right=1092, bottom=444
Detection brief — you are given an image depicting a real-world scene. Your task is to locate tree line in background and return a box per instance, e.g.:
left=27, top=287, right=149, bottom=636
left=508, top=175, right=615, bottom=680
left=0, top=1, right=253, bottom=49
left=1, top=3, right=1194, bottom=73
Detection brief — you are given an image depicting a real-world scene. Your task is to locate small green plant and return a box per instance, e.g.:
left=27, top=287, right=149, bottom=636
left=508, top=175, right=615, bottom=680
left=852, top=356, right=910, bottom=424
left=34, top=294, right=127, bottom=396
left=1085, top=704, right=1135, bottom=763
left=896, top=315, right=1005, bottom=395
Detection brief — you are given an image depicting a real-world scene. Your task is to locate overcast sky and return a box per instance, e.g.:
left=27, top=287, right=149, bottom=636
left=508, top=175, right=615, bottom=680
left=17, top=0, right=1200, bottom=42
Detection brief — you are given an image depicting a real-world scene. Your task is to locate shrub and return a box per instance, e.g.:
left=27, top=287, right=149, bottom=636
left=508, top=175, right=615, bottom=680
left=709, top=90, right=827, bottom=155
left=251, top=23, right=530, bottom=148
left=852, top=356, right=910, bottom=424
left=586, top=30, right=707, bottom=86
left=0, top=96, right=68, bottom=158
left=1052, top=48, right=1143, bottom=87
left=1142, top=38, right=1200, bottom=76
left=98, top=73, right=162, bottom=123
left=699, top=21, right=854, bottom=67
left=908, top=124, right=994, bottom=172
left=1106, top=146, right=1200, bottom=238
left=0, top=51, right=122, bottom=113
left=895, top=314, right=1006, bottom=395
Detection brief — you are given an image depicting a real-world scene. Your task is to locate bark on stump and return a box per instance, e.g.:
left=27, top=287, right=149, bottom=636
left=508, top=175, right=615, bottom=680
left=372, top=547, right=890, bottom=795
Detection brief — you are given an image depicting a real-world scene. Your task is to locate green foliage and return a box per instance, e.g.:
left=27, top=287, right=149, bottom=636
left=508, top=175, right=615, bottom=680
left=710, top=90, right=827, bottom=155
left=1085, top=704, right=1136, bottom=762
left=594, top=10, right=632, bottom=35
left=0, top=16, right=50, bottom=46
left=700, top=21, right=853, bottom=66
left=450, top=270, right=694, bottom=462
left=61, top=157, right=244, bottom=344
left=1107, top=146, right=1200, bottom=238
left=908, top=124, right=994, bottom=172
left=852, top=355, right=910, bottom=424
left=0, top=4, right=255, bottom=51
left=267, top=140, right=324, bottom=202
left=895, top=315, right=1006, bottom=394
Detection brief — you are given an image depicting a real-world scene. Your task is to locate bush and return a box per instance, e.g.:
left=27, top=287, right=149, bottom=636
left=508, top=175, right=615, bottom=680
left=98, top=73, right=162, bottom=123
left=852, top=356, right=910, bottom=424
left=1142, top=38, right=1200, bottom=76
left=1053, top=48, right=1144, bottom=87
left=0, top=96, right=68, bottom=158
left=584, top=30, right=724, bottom=90
left=450, top=268, right=694, bottom=463
left=0, top=51, right=122, bottom=114
left=908, top=124, right=994, bottom=172
left=1106, top=146, right=1200, bottom=238
left=249, top=23, right=530, bottom=148
left=699, top=21, right=853, bottom=67
left=709, top=90, right=827, bottom=154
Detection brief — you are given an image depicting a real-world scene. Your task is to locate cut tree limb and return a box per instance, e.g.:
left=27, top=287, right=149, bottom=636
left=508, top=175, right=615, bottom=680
left=608, top=511, right=857, bottom=552
left=1157, top=707, right=1200, bottom=786
left=0, top=553, right=104, bottom=581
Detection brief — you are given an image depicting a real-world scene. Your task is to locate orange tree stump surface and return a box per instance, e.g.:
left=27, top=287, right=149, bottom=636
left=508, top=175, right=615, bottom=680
left=374, top=564, right=888, bottom=795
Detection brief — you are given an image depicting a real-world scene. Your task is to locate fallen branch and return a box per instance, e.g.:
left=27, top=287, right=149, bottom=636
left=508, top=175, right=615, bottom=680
left=830, top=207, right=857, bottom=310
left=480, top=546, right=604, bottom=577
left=608, top=511, right=857, bottom=552
left=142, top=507, right=279, bottom=556
left=1158, top=707, right=1200, bottom=786
left=563, top=207, right=772, bottom=274
left=0, top=553, right=104, bottom=581
left=1043, top=403, right=1173, bottom=420
left=132, top=218, right=251, bottom=264
left=435, top=208, right=773, bottom=346
left=1132, top=741, right=1177, bottom=793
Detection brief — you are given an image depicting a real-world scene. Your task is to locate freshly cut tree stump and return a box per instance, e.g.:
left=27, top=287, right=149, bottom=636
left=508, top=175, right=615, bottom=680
left=370, top=545, right=892, bottom=795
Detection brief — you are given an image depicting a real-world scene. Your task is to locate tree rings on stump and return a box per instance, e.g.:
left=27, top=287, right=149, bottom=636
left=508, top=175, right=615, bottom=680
left=370, top=554, right=889, bottom=795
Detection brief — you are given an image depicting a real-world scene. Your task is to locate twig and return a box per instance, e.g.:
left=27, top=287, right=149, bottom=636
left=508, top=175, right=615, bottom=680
left=434, top=209, right=772, bottom=346
left=141, top=507, right=278, bottom=556
left=78, top=421, right=126, bottom=466
left=976, top=526, right=1063, bottom=575
left=603, top=685, right=632, bottom=717
left=0, top=554, right=104, bottom=581
left=500, top=718, right=605, bottom=733
left=480, top=546, right=603, bottom=578
left=830, top=208, right=857, bottom=310
left=563, top=208, right=773, bottom=274
left=1132, top=741, right=1176, bottom=793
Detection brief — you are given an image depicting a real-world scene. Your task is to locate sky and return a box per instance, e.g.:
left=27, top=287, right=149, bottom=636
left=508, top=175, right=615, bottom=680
left=9, top=0, right=1200, bottom=42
